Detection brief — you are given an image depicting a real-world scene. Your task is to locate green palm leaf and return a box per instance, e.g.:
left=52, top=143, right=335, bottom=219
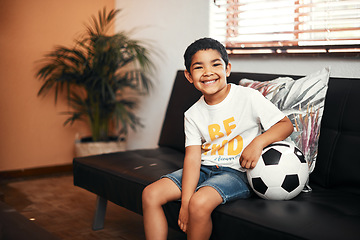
left=35, top=7, right=155, bottom=141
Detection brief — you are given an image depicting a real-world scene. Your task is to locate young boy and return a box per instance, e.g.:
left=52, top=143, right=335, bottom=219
left=142, top=38, right=293, bottom=240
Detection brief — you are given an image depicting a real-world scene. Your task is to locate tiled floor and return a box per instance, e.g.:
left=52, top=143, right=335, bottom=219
left=0, top=173, right=186, bottom=240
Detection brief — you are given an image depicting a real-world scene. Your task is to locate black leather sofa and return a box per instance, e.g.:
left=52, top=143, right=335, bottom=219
left=73, top=70, right=360, bottom=239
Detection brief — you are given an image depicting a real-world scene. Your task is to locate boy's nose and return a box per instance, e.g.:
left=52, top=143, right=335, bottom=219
left=203, top=68, right=213, bottom=77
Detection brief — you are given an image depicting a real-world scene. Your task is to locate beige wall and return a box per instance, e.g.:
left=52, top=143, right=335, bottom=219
left=115, top=0, right=210, bottom=150
left=0, top=0, right=114, bottom=171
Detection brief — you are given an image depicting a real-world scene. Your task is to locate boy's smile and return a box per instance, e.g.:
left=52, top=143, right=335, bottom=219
left=185, top=49, right=231, bottom=105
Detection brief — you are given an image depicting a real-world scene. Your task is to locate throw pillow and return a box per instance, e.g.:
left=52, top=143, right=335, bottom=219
left=239, top=67, right=330, bottom=191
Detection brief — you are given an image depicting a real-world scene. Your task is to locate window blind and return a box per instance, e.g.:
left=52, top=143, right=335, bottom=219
left=210, top=0, right=360, bottom=55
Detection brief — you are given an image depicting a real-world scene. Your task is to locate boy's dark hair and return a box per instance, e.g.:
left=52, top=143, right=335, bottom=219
left=184, top=37, right=229, bottom=72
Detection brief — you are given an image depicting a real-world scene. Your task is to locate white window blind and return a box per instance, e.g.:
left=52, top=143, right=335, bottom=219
left=210, top=0, right=360, bottom=55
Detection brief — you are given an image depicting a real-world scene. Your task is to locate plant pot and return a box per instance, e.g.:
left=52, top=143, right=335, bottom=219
left=75, top=136, right=126, bottom=157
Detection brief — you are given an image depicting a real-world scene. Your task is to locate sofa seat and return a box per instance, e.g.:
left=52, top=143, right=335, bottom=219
left=74, top=147, right=184, bottom=215
left=74, top=148, right=360, bottom=240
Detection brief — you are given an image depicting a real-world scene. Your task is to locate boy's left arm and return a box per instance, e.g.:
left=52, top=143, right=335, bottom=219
left=240, top=116, right=293, bottom=169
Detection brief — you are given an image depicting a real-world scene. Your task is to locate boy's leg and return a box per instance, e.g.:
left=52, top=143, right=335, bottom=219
left=142, top=178, right=181, bottom=240
left=187, top=186, right=223, bottom=240
left=187, top=167, right=250, bottom=240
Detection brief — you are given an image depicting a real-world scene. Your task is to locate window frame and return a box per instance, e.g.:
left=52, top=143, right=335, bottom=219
left=211, top=0, right=360, bottom=57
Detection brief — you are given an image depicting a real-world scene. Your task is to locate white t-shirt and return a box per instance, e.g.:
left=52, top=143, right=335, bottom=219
left=184, top=84, right=285, bottom=172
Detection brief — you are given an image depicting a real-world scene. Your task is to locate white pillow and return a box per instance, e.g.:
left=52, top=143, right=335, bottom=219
left=239, top=67, right=330, bottom=189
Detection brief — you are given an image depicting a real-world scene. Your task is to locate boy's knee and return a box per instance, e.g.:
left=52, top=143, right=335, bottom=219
left=188, top=193, right=211, bottom=218
left=188, top=187, right=223, bottom=220
left=142, top=184, right=158, bottom=206
left=142, top=183, right=168, bottom=207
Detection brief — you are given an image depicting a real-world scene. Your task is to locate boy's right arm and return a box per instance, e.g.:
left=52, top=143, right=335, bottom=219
left=178, top=145, right=202, bottom=233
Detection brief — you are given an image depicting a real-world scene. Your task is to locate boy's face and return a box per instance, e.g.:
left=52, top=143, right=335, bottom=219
left=185, top=49, right=231, bottom=104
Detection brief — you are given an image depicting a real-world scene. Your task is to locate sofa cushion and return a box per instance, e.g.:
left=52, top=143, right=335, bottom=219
left=158, top=71, right=201, bottom=153
left=209, top=186, right=360, bottom=240
left=73, top=147, right=184, bottom=214
left=311, top=77, right=360, bottom=194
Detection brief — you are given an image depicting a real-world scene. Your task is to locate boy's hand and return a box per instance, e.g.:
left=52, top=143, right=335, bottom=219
left=178, top=204, right=189, bottom=233
left=239, top=140, right=263, bottom=169
left=240, top=117, right=293, bottom=169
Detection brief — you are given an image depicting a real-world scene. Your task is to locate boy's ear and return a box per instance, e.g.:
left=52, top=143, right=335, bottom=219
left=226, top=62, right=232, bottom=77
left=184, top=70, right=194, bottom=83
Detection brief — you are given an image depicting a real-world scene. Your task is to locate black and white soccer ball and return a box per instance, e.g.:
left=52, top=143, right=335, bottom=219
left=247, top=141, right=309, bottom=200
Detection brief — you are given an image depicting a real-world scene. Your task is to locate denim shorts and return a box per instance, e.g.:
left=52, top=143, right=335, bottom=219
left=161, top=165, right=251, bottom=204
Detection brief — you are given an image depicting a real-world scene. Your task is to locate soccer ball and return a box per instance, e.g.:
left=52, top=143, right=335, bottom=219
left=247, top=141, right=309, bottom=200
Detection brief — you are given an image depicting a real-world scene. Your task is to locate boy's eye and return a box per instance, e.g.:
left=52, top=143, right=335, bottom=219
left=194, top=66, right=202, bottom=70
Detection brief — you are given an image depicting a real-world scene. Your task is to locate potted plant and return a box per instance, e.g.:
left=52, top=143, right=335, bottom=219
left=35, top=8, right=155, bottom=156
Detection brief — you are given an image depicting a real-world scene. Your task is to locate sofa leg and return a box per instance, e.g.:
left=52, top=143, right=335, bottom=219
left=92, top=195, right=108, bottom=230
